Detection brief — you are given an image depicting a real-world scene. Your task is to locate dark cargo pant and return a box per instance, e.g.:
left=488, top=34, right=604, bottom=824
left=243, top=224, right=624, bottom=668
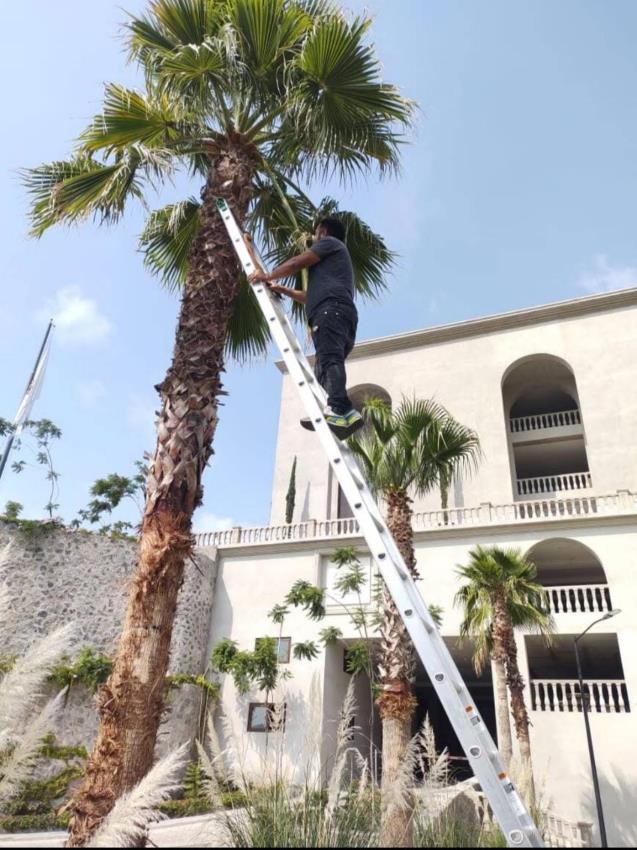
left=310, top=299, right=358, bottom=415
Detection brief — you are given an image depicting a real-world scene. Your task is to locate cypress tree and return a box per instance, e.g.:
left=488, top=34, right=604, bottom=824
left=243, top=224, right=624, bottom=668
left=285, top=457, right=297, bottom=524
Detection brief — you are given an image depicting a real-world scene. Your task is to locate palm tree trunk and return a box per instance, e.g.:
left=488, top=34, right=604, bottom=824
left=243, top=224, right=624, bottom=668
left=493, top=592, right=535, bottom=804
left=493, top=656, right=513, bottom=769
left=378, top=489, right=418, bottom=848
left=440, top=471, right=450, bottom=526
left=502, top=622, right=536, bottom=804
left=66, top=141, right=257, bottom=847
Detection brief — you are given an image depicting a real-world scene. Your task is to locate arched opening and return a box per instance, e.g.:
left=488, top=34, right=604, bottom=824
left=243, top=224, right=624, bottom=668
left=526, top=538, right=612, bottom=616
left=526, top=538, right=607, bottom=586
left=503, top=354, right=580, bottom=420
left=501, top=355, right=591, bottom=498
left=336, top=384, right=391, bottom=519
left=349, top=383, right=392, bottom=411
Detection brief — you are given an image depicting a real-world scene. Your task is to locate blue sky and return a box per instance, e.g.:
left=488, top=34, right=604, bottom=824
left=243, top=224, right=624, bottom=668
left=1, top=0, right=636, bottom=531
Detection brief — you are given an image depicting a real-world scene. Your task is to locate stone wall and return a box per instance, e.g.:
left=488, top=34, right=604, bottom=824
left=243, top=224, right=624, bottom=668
left=0, top=521, right=218, bottom=756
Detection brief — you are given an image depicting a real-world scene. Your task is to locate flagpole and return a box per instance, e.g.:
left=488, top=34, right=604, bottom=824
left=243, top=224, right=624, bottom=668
left=0, top=319, right=54, bottom=483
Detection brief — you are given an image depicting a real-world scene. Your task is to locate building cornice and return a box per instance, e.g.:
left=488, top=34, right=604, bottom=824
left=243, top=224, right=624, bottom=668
left=275, top=288, right=637, bottom=373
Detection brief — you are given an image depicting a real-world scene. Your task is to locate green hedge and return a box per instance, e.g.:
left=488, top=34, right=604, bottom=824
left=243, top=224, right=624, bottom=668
left=0, top=812, right=70, bottom=834
left=158, top=789, right=247, bottom=818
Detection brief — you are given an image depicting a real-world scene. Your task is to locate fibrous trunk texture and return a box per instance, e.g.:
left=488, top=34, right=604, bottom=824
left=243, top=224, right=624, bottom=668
left=493, top=652, right=513, bottom=770
left=378, top=489, right=418, bottom=848
left=494, top=591, right=535, bottom=804
left=66, top=142, right=256, bottom=847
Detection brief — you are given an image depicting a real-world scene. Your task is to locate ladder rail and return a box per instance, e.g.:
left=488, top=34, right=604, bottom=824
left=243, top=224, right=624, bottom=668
left=216, top=198, right=544, bottom=849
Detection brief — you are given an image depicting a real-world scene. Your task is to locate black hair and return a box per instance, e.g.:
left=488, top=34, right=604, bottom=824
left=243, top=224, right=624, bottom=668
left=317, top=216, right=346, bottom=242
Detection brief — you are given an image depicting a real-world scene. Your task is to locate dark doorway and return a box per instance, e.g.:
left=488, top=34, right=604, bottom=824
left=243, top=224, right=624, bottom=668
left=412, top=638, right=497, bottom=783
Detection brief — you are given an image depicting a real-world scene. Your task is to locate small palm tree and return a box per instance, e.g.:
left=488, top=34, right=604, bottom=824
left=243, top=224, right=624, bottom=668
left=348, top=397, right=480, bottom=847
left=22, top=1, right=414, bottom=844
left=455, top=545, right=553, bottom=802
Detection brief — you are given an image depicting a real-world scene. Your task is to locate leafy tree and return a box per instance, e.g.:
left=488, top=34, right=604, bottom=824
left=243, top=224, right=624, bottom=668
left=22, top=3, right=413, bottom=840
left=347, top=397, right=480, bottom=846
left=455, top=546, right=553, bottom=802
left=74, top=461, right=147, bottom=535
left=7, top=419, right=62, bottom=518
left=2, top=502, right=23, bottom=522
left=210, top=636, right=289, bottom=699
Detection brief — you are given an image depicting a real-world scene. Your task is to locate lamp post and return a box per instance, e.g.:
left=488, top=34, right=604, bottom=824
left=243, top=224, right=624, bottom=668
left=574, top=608, right=621, bottom=849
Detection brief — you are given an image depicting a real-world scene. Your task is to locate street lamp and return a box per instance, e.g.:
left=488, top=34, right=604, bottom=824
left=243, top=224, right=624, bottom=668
left=574, top=608, right=621, bottom=849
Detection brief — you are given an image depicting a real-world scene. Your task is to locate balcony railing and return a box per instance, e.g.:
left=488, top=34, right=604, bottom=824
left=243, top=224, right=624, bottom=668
left=517, top=472, right=592, bottom=497
left=530, top=679, right=631, bottom=714
left=195, top=490, right=636, bottom=548
left=543, top=814, right=594, bottom=848
left=546, top=584, right=613, bottom=615
left=510, top=409, right=582, bottom=434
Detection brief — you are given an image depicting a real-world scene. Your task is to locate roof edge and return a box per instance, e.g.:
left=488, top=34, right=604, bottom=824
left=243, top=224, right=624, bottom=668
left=275, top=287, right=637, bottom=373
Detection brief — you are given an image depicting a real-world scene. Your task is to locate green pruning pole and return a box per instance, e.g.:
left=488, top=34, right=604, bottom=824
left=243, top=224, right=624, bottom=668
left=0, top=320, right=54, bottom=484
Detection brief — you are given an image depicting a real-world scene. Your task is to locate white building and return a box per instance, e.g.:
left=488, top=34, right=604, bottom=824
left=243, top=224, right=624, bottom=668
left=198, top=288, right=637, bottom=847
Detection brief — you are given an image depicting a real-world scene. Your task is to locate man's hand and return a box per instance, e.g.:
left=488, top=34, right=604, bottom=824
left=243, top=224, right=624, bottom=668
left=248, top=268, right=271, bottom=284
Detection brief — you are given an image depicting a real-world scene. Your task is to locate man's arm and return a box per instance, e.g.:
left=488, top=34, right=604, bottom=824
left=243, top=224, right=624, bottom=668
left=269, top=285, right=307, bottom=304
left=249, top=248, right=320, bottom=303
left=249, top=249, right=319, bottom=283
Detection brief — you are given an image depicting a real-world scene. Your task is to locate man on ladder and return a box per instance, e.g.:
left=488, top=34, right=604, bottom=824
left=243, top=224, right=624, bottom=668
left=218, top=196, right=544, bottom=847
left=249, top=216, right=364, bottom=439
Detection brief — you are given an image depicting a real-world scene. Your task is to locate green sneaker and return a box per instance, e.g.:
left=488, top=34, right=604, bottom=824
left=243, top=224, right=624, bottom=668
left=325, top=408, right=363, bottom=439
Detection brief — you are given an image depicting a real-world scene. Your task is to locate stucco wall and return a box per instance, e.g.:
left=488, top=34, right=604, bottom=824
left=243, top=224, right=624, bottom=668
left=202, top=515, right=637, bottom=845
left=0, top=522, right=218, bottom=756
left=269, top=296, right=637, bottom=525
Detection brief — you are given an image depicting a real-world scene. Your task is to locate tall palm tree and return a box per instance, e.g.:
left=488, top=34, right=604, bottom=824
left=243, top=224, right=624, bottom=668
left=455, top=545, right=553, bottom=802
left=348, top=397, right=480, bottom=847
left=22, top=1, right=414, bottom=844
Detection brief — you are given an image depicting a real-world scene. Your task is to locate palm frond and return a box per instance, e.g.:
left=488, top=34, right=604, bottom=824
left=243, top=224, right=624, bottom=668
left=349, top=396, right=480, bottom=518
left=140, top=198, right=270, bottom=361
left=230, top=0, right=308, bottom=76
left=454, top=545, right=554, bottom=675
left=286, top=13, right=416, bottom=180
left=127, top=14, right=178, bottom=63
left=414, top=413, right=481, bottom=497
left=130, top=0, right=219, bottom=51
left=313, top=197, right=395, bottom=299
left=79, top=84, right=189, bottom=154
left=22, top=155, right=146, bottom=237
left=156, top=39, right=227, bottom=105
left=225, top=274, right=271, bottom=361
left=140, top=198, right=201, bottom=291
left=250, top=180, right=393, bottom=306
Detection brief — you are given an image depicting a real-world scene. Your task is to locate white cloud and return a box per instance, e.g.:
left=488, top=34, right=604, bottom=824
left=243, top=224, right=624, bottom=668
left=578, top=255, right=637, bottom=295
left=38, top=286, right=112, bottom=345
left=193, top=512, right=235, bottom=533
left=77, top=380, right=107, bottom=406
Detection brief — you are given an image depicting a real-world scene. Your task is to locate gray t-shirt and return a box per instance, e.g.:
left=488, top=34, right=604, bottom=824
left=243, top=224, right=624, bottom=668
left=306, top=236, right=356, bottom=321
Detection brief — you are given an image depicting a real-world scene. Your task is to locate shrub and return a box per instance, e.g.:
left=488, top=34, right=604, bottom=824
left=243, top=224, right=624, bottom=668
left=0, top=811, right=70, bottom=833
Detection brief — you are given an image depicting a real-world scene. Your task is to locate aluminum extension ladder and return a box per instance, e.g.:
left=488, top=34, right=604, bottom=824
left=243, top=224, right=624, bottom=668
left=217, top=197, right=544, bottom=848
